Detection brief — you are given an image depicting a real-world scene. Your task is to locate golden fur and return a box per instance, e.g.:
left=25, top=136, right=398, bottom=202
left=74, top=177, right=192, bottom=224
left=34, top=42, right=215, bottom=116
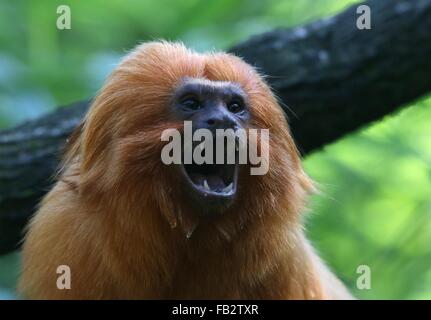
left=18, top=41, right=352, bottom=299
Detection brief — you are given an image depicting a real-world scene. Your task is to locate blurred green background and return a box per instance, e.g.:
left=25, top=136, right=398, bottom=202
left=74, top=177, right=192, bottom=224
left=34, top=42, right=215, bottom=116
left=0, top=0, right=430, bottom=300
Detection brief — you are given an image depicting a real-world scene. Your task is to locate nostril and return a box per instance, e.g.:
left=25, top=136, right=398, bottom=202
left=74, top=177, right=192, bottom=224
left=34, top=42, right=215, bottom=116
left=207, top=119, right=216, bottom=126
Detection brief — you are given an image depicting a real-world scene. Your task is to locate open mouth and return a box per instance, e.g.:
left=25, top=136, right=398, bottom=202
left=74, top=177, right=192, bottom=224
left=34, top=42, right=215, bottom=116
left=182, top=162, right=238, bottom=198
left=180, top=140, right=239, bottom=209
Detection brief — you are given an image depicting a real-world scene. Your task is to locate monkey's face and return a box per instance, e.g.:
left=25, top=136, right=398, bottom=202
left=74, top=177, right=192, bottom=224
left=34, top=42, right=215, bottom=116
left=170, top=78, right=249, bottom=213
left=78, top=42, right=311, bottom=236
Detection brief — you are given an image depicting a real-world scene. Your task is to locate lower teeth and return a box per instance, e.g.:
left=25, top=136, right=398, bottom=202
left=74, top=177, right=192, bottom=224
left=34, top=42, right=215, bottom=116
left=201, top=179, right=233, bottom=193
left=222, top=183, right=233, bottom=193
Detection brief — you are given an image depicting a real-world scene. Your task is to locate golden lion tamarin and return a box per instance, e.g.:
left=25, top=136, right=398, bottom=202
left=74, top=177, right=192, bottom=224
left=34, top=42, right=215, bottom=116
left=18, top=41, right=352, bottom=299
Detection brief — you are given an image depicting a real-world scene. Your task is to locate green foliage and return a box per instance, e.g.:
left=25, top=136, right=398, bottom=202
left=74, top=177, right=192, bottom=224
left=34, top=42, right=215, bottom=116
left=304, top=98, right=431, bottom=299
left=1, top=0, right=430, bottom=299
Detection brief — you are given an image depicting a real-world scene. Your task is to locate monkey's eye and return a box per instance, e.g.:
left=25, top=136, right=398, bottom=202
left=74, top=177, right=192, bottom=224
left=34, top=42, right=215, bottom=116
left=227, top=100, right=245, bottom=114
left=180, top=97, right=201, bottom=110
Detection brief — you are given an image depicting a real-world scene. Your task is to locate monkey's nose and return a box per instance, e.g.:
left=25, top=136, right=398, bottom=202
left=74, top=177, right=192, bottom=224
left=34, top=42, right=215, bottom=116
left=195, top=108, right=239, bottom=132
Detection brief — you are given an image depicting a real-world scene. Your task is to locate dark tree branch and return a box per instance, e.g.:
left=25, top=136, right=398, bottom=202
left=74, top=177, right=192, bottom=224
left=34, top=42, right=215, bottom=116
left=1, top=0, right=431, bottom=254
left=230, top=0, right=431, bottom=153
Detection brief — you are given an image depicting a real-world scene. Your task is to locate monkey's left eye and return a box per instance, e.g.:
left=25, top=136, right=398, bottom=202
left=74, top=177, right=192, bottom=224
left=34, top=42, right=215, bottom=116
left=227, top=100, right=245, bottom=114
left=180, top=97, right=201, bottom=110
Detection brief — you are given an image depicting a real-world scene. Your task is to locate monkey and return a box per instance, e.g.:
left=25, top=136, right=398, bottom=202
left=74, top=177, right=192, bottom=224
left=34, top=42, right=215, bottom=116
left=18, top=41, right=352, bottom=299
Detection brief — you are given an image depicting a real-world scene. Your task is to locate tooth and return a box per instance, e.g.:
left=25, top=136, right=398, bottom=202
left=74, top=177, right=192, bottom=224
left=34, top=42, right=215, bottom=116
left=223, top=183, right=233, bottom=193
left=203, top=179, right=210, bottom=190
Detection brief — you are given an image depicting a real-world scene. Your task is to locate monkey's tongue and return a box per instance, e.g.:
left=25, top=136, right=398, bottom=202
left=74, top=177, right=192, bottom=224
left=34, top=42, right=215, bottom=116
left=189, top=173, right=226, bottom=191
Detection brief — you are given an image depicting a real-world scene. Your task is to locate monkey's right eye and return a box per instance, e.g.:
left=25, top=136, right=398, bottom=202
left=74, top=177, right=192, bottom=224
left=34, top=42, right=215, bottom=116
left=180, top=97, right=201, bottom=110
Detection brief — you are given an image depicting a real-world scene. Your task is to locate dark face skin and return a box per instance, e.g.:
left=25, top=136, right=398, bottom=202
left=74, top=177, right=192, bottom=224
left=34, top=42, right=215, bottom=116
left=169, top=78, right=251, bottom=215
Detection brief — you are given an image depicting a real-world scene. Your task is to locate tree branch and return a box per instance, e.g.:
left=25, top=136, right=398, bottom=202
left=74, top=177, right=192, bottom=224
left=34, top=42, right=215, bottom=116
left=230, top=0, right=431, bottom=153
left=1, top=0, right=430, bottom=254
